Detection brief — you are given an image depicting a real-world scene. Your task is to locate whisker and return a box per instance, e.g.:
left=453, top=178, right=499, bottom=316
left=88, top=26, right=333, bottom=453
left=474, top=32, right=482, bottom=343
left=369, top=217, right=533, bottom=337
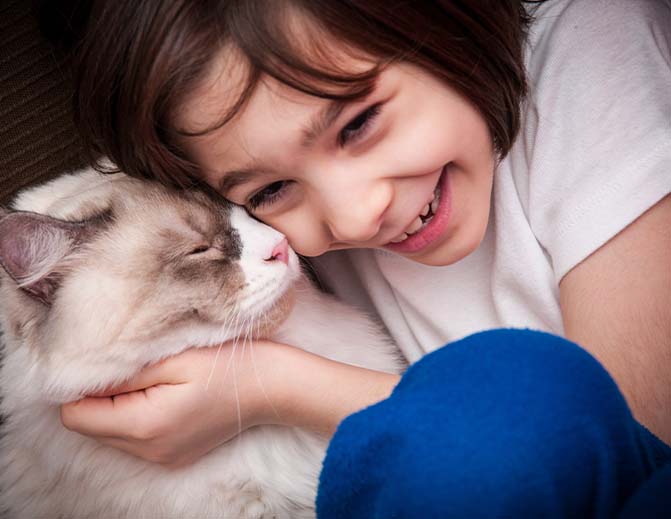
left=204, top=342, right=223, bottom=391
left=232, top=349, right=242, bottom=438
left=249, top=317, right=282, bottom=422
left=218, top=305, right=241, bottom=386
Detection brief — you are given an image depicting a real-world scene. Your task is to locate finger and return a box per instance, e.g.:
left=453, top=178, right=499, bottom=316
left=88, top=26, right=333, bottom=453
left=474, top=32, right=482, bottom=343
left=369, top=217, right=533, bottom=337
left=61, top=390, right=159, bottom=439
left=90, top=356, right=190, bottom=396
left=91, top=436, right=174, bottom=465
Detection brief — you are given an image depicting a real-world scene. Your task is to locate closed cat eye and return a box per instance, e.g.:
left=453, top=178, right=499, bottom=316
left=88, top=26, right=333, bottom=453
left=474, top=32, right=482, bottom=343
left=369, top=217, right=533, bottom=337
left=189, top=245, right=211, bottom=255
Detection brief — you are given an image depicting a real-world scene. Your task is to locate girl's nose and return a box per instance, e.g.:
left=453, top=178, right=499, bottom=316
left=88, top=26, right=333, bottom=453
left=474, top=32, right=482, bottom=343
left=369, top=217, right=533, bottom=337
left=322, top=180, right=393, bottom=244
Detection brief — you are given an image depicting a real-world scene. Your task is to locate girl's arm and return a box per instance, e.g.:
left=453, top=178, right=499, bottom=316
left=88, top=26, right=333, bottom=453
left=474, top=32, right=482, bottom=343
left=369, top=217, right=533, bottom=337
left=60, top=341, right=399, bottom=467
left=559, top=194, right=671, bottom=443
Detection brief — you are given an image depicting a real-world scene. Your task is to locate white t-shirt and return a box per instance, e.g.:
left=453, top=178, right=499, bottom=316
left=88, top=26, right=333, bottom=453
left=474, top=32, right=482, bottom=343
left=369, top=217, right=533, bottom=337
left=313, top=0, right=671, bottom=363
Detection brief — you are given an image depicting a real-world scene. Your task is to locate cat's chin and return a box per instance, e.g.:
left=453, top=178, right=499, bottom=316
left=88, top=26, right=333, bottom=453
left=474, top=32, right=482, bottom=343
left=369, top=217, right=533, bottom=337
left=40, top=366, right=141, bottom=404
left=248, top=286, right=297, bottom=339
left=232, top=253, right=301, bottom=334
left=60, top=291, right=297, bottom=402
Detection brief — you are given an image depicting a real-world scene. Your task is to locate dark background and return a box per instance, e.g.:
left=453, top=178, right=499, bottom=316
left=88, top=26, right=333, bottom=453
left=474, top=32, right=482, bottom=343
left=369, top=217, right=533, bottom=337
left=0, top=0, right=88, bottom=204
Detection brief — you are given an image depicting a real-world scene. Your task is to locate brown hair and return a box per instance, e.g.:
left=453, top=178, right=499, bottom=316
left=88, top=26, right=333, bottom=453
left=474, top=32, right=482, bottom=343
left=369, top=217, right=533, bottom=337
left=72, top=1, right=542, bottom=189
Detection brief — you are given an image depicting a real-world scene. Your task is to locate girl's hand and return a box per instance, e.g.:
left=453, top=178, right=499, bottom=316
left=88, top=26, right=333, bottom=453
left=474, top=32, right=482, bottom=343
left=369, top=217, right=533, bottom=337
left=60, top=341, right=400, bottom=467
left=60, top=342, right=297, bottom=467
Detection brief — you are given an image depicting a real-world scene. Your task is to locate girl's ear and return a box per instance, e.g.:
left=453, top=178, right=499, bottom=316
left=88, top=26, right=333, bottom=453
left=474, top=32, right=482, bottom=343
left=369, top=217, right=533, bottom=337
left=0, top=211, right=92, bottom=305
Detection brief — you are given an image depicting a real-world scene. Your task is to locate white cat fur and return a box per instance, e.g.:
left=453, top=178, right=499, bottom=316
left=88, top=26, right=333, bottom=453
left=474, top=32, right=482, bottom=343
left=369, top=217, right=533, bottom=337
left=0, top=169, right=403, bottom=519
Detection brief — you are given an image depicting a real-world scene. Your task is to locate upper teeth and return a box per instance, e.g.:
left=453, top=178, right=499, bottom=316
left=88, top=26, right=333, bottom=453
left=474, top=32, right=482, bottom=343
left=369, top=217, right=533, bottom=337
left=430, top=197, right=439, bottom=214
left=390, top=184, right=441, bottom=243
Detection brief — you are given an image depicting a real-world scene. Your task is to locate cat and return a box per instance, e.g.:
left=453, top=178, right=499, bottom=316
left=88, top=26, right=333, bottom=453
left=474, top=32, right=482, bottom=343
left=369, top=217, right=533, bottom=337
left=0, top=168, right=404, bottom=519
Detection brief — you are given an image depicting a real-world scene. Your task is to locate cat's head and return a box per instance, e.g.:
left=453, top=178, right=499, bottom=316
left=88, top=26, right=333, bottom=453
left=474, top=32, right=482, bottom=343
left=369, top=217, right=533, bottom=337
left=0, top=169, right=300, bottom=401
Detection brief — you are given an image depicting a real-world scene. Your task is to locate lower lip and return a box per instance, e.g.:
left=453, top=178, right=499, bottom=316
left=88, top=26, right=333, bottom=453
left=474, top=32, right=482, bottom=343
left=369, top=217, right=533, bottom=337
left=384, top=165, right=452, bottom=254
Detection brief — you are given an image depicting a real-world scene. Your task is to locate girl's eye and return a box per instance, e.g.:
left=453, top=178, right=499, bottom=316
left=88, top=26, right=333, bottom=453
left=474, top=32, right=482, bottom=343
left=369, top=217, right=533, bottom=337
left=338, top=103, right=382, bottom=146
left=247, top=180, right=291, bottom=210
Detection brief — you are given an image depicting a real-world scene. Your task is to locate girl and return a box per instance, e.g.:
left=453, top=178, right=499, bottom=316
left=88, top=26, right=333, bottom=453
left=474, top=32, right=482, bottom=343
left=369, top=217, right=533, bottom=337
left=60, top=0, right=671, bottom=516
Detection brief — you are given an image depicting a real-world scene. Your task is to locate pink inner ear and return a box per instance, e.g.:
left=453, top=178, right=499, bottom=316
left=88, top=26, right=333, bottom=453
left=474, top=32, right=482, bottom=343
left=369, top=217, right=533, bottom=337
left=0, top=211, right=85, bottom=305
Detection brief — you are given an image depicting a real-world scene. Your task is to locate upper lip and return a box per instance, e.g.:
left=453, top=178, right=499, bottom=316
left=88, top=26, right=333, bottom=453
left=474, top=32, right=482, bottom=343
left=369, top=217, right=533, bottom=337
left=331, top=167, right=445, bottom=249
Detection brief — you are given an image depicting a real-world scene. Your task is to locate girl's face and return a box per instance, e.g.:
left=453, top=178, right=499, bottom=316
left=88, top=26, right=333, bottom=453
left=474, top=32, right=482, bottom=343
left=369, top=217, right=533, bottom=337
left=178, top=54, right=495, bottom=266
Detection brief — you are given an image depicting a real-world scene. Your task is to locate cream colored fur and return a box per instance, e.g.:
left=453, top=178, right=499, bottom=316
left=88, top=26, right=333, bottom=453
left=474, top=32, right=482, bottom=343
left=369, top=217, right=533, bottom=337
left=0, top=169, right=403, bottom=518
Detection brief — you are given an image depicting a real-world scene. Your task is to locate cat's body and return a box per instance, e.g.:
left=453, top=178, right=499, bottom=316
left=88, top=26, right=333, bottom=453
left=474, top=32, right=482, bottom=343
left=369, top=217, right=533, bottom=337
left=0, top=169, right=403, bottom=518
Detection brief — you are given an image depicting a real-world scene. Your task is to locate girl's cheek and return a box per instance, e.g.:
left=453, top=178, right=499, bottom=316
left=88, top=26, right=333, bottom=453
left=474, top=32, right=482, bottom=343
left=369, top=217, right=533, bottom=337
left=375, top=125, right=451, bottom=176
left=252, top=214, right=297, bottom=253
left=261, top=211, right=324, bottom=257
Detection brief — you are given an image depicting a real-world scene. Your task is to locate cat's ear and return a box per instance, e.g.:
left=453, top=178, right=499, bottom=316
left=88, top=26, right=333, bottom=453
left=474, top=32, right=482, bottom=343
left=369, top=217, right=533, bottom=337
left=0, top=211, right=92, bottom=305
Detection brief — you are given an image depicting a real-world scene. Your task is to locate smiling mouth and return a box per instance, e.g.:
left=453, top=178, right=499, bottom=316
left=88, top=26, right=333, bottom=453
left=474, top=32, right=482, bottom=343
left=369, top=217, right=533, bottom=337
left=388, top=182, right=442, bottom=243
left=387, top=166, right=447, bottom=245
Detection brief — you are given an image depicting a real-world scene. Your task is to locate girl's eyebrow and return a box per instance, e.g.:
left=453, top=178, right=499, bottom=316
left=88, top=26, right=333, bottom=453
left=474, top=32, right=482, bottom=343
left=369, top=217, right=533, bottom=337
left=301, top=100, right=347, bottom=148
left=217, top=168, right=258, bottom=194
left=218, top=100, right=349, bottom=192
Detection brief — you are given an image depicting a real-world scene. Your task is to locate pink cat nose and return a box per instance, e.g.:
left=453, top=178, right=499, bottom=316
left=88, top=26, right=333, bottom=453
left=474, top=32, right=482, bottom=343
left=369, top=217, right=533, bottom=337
left=266, top=237, right=289, bottom=265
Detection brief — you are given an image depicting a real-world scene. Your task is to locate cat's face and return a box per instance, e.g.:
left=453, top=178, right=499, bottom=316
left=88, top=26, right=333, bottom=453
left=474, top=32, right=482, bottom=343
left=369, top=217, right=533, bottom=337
left=0, top=171, right=300, bottom=400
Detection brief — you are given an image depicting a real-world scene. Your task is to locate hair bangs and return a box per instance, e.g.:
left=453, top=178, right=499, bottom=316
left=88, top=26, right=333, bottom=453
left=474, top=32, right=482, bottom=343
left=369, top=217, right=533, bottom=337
left=73, top=0, right=535, bottom=189
left=179, top=0, right=383, bottom=139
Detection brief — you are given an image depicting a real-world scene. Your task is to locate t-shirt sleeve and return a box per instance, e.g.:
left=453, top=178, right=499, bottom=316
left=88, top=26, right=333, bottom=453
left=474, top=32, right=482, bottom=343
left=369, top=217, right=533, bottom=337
left=521, top=0, right=671, bottom=282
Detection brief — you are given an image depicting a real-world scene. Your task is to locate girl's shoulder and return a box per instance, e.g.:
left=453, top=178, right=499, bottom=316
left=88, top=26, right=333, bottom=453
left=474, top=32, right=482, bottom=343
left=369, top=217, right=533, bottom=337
left=503, top=0, right=671, bottom=282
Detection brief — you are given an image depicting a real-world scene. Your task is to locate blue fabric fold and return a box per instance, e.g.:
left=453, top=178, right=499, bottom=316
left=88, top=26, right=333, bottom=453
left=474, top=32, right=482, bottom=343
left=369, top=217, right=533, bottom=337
left=317, top=329, right=671, bottom=518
